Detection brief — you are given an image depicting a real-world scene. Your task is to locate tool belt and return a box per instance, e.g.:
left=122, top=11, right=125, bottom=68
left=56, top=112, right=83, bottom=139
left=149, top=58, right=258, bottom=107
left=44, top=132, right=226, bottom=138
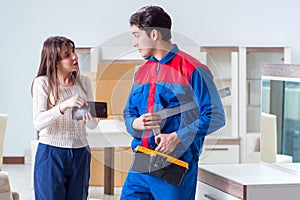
left=131, top=146, right=189, bottom=186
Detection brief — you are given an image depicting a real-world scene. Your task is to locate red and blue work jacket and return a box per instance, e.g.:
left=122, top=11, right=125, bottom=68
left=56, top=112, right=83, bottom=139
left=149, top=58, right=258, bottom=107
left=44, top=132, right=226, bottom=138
left=123, top=44, right=225, bottom=163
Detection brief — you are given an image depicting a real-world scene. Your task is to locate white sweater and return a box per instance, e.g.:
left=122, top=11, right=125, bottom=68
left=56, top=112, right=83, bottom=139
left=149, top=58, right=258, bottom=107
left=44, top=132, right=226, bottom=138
left=32, top=75, right=95, bottom=148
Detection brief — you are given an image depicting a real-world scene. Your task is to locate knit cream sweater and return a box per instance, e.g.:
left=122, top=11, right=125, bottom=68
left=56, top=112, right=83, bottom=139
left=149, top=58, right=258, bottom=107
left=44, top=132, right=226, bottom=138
left=32, top=75, right=96, bottom=148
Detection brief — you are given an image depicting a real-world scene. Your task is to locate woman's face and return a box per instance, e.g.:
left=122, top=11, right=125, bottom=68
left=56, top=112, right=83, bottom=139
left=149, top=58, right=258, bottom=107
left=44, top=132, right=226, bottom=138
left=57, top=46, right=78, bottom=75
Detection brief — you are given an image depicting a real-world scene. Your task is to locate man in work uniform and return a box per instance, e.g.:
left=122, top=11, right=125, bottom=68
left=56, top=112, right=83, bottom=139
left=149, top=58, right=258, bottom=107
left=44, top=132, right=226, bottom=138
left=121, top=5, right=226, bottom=200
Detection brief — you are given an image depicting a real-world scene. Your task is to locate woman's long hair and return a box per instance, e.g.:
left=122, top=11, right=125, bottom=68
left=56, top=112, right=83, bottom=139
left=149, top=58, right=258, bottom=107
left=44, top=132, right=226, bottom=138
left=31, top=36, right=86, bottom=108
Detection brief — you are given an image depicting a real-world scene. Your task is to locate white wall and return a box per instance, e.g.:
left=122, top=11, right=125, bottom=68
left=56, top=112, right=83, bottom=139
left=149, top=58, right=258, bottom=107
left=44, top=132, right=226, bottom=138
left=1, top=0, right=300, bottom=156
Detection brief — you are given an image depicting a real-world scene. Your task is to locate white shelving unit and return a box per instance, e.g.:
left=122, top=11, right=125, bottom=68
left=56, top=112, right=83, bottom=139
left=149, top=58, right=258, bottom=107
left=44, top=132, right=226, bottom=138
left=199, top=47, right=240, bottom=164
left=198, top=46, right=291, bottom=164
left=199, top=47, right=239, bottom=139
left=239, top=46, right=291, bottom=162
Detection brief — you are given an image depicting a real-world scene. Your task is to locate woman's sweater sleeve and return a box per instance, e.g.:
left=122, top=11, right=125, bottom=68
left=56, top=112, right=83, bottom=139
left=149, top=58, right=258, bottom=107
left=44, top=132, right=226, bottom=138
left=82, top=75, right=98, bottom=129
left=32, top=77, right=62, bottom=131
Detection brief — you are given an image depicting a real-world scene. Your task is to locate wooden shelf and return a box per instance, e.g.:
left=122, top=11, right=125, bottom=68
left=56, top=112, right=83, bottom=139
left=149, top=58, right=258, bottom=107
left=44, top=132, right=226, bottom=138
left=200, top=46, right=239, bottom=52
left=246, top=47, right=285, bottom=53
left=204, top=138, right=240, bottom=145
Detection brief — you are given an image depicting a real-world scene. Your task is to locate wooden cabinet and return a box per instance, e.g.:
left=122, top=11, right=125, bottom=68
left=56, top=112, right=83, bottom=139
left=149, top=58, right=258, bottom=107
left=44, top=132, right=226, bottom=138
left=89, top=147, right=133, bottom=187
left=197, top=164, right=300, bottom=200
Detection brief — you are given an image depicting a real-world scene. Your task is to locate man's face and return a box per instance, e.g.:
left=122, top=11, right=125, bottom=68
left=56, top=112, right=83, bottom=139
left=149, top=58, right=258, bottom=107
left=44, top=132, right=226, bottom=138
left=131, top=25, right=154, bottom=58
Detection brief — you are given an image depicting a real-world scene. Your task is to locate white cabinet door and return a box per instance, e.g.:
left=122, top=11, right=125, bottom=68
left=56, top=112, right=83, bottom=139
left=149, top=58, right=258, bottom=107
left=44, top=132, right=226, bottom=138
left=196, top=181, right=239, bottom=200
left=199, top=145, right=239, bottom=164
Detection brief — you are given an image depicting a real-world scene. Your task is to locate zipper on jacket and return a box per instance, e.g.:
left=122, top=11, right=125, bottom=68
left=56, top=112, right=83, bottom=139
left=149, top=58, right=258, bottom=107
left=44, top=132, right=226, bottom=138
left=157, top=62, right=161, bottom=75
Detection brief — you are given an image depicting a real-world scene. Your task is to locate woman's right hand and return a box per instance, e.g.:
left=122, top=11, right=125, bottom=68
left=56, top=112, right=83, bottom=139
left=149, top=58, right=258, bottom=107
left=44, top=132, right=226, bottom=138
left=59, top=94, right=87, bottom=114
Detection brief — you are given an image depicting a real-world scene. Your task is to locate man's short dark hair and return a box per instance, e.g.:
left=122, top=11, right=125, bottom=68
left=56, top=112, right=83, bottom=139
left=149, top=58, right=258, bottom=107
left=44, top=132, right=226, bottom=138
left=130, top=6, right=172, bottom=41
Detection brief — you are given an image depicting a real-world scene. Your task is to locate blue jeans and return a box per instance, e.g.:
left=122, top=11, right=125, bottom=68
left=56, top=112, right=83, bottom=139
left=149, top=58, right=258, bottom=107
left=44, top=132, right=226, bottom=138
left=34, top=143, right=91, bottom=200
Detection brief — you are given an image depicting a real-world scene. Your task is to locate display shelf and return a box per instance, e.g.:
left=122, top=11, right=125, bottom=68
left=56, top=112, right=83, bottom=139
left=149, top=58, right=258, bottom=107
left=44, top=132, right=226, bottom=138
left=199, top=46, right=291, bottom=164
left=199, top=46, right=240, bottom=164
left=249, top=47, right=290, bottom=134
left=200, top=46, right=239, bottom=139
left=239, top=46, right=291, bottom=162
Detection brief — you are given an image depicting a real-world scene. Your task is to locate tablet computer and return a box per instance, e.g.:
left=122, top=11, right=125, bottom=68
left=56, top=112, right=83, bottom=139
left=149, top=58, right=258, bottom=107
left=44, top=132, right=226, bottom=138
left=72, top=101, right=107, bottom=120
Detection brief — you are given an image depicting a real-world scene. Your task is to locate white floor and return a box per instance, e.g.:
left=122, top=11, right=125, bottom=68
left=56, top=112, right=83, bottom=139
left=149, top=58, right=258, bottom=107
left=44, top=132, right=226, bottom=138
left=2, top=164, right=121, bottom=200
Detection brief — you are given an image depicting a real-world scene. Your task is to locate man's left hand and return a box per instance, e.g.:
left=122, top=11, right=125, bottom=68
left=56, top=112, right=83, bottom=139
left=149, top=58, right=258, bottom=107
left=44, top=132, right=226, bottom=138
left=155, top=132, right=180, bottom=155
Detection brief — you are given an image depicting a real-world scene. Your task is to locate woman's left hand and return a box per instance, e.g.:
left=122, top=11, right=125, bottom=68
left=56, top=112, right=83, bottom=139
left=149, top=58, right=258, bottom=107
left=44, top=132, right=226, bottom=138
left=82, top=112, right=94, bottom=121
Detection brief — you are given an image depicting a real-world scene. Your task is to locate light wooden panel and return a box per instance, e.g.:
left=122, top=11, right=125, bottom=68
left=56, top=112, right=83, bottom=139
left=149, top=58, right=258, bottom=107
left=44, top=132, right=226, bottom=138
left=95, top=60, right=143, bottom=116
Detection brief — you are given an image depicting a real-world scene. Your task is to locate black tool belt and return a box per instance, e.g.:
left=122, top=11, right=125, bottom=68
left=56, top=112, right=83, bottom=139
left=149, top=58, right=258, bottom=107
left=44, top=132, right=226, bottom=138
left=131, top=146, right=189, bottom=186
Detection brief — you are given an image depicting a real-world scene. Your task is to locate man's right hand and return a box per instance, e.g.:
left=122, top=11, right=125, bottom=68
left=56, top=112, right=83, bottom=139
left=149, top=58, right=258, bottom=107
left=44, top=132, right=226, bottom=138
left=132, top=113, right=161, bottom=131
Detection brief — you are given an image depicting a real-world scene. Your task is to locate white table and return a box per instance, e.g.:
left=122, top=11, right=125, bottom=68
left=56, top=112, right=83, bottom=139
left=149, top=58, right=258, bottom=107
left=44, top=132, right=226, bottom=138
left=197, top=163, right=300, bottom=199
left=86, top=120, right=132, bottom=195
left=273, top=162, right=300, bottom=175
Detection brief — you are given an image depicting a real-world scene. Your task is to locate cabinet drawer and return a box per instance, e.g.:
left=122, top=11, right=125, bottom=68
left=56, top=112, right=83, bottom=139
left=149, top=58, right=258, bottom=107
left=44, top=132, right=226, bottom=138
left=199, top=145, right=239, bottom=164
left=196, top=181, right=239, bottom=200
